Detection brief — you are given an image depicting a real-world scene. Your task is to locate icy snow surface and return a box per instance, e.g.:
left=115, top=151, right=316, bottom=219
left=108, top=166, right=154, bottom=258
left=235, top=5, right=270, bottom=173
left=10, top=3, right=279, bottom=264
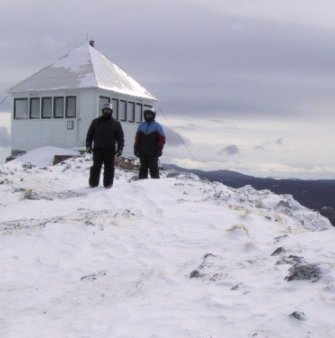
left=0, top=148, right=335, bottom=338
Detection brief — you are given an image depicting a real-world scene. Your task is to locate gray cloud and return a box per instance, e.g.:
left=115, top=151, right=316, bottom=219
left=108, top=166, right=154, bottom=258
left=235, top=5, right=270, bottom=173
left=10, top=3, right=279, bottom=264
left=164, top=126, right=191, bottom=147
left=255, top=138, right=288, bottom=152
left=1, top=0, right=335, bottom=123
left=218, top=145, right=239, bottom=156
left=255, top=145, right=266, bottom=152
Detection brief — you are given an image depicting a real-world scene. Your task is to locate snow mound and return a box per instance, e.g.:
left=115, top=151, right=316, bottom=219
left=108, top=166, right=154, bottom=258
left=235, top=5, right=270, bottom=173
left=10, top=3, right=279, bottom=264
left=11, top=146, right=79, bottom=167
left=0, top=150, right=334, bottom=338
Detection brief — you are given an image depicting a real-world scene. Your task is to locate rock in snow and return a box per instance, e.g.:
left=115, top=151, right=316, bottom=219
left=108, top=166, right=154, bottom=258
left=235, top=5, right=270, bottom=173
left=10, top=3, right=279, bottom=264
left=290, top=311, right=307, bottom=321
left=0, top=147, right=335, bottom=338
left=285, top=264, right=321, bottom=282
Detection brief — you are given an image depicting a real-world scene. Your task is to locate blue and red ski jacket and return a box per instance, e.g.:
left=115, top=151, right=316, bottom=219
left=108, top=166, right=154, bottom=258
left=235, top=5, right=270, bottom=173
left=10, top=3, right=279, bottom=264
left=134, top=120, right=166, bottom=156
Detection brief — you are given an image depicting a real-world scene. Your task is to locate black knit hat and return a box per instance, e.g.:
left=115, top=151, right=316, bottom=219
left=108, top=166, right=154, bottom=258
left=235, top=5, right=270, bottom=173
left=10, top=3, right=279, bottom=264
left=144, top=107, right=156, bottom=121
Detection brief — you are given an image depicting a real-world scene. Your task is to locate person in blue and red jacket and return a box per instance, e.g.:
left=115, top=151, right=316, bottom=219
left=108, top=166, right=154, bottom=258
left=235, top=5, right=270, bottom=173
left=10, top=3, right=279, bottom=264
left=134, top=108, right=166, bottom=179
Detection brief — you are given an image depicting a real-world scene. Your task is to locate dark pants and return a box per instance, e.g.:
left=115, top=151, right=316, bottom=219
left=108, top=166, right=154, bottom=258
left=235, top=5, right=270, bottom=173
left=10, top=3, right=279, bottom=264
left=139, top=155, right=159, bottom=179
left=89, top=147, right=115, bottom=187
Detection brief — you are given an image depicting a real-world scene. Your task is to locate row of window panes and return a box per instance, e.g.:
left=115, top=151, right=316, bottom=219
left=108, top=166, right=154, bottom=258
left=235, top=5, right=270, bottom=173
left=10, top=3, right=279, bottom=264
left=14, top=97, right=76, bottom=119
left=99, top=96, right=152, bottom=123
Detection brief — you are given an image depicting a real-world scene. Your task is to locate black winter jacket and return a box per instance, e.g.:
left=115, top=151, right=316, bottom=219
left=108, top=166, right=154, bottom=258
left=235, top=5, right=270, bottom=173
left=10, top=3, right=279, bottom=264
left=86, top=116, right=124, bottom=151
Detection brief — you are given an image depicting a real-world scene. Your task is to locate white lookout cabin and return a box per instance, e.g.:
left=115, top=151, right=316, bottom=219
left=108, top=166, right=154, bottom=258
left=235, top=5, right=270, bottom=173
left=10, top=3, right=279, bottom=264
left=9, top=41, right=158, bottom=154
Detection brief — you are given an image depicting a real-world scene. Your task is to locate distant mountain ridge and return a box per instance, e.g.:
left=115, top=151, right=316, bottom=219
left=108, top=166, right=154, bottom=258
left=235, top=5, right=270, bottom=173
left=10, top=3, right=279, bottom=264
left=163, top=164, right=335, bottom=226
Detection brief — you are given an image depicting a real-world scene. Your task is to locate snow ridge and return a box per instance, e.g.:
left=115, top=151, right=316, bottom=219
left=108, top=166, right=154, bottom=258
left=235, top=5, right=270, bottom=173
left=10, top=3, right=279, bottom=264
left=0, top=148, right=334, bottom=338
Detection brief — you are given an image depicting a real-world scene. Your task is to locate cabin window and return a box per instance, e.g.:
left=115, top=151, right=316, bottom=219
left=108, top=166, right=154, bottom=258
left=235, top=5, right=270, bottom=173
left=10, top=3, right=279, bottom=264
left=127, top=102, right=135, bottom=122
left=66, top=96, right=76, bottom=118
left=99, top=96, right=110, bottom=112
left=14, top=98, right=28, bottom=119
left=41, top=97, right=52, bottom=119
left=54, top=97, right=64, bottom=118
left=30, top=98, right=40, bottom=119
left=119, top=100, right=126, bottom=121
left=135, top=103, right=142, bottom=123
left=112, top=98, right=119, bottom=120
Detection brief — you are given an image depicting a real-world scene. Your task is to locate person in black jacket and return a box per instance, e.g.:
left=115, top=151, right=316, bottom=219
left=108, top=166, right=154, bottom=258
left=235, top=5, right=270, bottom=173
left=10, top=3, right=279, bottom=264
left=86, top=103, right=124, bottom=188
left=134, top=108, right=166, bottom=179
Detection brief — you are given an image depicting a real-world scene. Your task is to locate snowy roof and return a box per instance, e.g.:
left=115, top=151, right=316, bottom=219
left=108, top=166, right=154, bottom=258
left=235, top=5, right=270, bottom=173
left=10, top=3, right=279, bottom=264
left=10, top=43, right=157, bottom=100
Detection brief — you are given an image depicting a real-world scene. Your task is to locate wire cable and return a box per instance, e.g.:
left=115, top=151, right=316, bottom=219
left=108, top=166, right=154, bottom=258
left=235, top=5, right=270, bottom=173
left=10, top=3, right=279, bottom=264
left=157, top=104, right=197, bottom=162
left=0, top=95, right=9, bottom=107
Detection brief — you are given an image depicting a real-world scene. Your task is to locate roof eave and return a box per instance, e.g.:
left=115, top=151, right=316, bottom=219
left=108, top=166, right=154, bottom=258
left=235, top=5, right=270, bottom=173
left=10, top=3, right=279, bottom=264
left=10, top=85, right=159, bottom=101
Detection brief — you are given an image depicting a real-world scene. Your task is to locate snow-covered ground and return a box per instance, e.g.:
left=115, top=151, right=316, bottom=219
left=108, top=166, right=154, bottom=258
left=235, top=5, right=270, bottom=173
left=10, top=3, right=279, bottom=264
left=0, top=147, right=334, bottom=338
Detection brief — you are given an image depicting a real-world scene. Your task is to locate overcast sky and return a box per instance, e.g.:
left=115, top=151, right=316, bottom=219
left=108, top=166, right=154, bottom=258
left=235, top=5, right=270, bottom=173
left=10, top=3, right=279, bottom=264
left=1, top=0, right=335, bottom=178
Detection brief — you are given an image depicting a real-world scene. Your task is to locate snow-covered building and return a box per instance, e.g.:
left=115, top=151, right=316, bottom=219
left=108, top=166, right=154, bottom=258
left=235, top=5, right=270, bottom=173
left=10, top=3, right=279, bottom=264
left=9, top=41, right=158, bottom=154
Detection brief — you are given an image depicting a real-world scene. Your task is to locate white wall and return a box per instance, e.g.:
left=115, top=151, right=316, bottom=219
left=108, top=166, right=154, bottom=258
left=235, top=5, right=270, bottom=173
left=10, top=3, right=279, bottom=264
left=77, top=88, right=98, bottom=147
left=0, top=112, right=11, bottom=163
left=11, top=88, right=156, bottom=155
left=12, top=119, right=78, bottom=150
left=11, top=89, right=92, bottom=151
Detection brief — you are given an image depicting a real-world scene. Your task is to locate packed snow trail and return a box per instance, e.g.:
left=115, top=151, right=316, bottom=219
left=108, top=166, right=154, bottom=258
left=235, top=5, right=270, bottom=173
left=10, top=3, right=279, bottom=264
left=0, top=148, right=334, bottom=338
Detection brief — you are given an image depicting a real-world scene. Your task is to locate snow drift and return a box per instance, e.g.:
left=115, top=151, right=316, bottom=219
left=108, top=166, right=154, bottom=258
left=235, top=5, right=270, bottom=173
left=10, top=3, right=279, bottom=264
left=0, top=147, right=334, bottom=338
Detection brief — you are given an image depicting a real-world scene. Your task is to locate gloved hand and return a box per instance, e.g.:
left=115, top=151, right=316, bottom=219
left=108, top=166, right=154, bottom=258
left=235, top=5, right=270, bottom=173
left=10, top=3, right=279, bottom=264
left=156, top=149, right=162, bottom=157
left=134, top=149, right=140, bottom=158
left=116, top=149, right=123, bottom=157
left=86, top=146, right=92, bottom=153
